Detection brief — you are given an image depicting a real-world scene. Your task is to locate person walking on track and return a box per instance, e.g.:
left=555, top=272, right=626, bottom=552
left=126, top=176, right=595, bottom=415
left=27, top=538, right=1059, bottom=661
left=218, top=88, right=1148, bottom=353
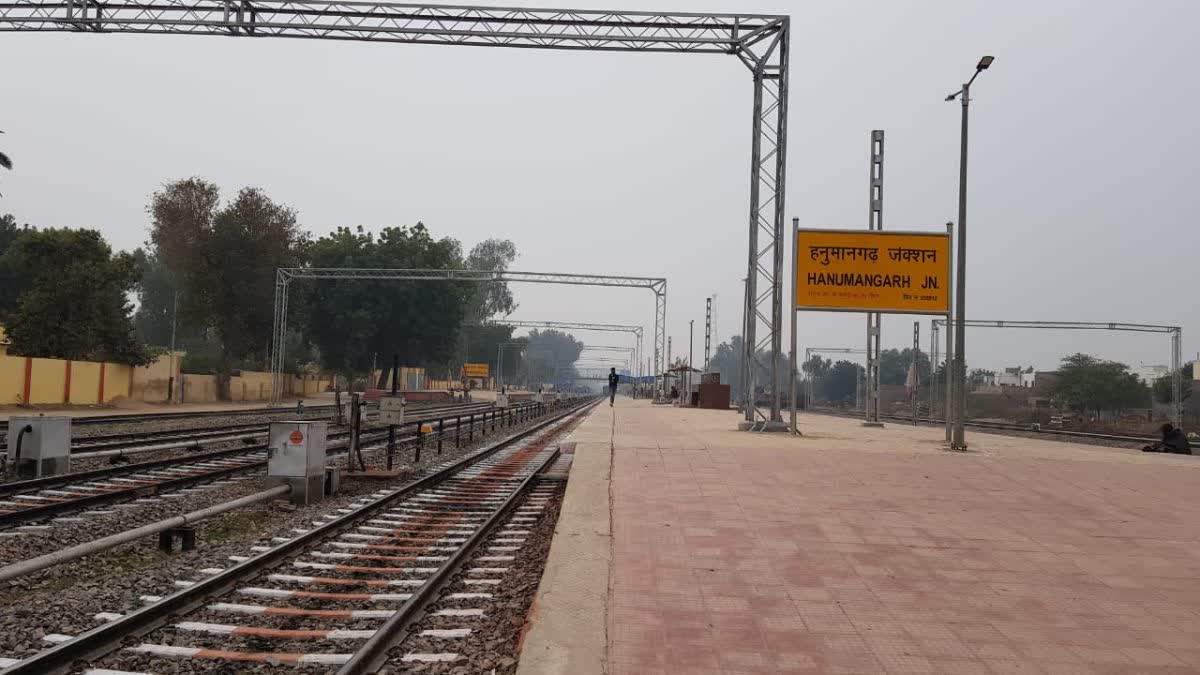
left=607, top=367, right=620, bottom=406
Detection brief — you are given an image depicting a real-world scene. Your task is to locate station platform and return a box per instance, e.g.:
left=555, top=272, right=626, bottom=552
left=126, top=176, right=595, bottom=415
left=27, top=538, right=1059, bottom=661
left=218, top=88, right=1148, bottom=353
left=518, top=399, right=1200, bottom=674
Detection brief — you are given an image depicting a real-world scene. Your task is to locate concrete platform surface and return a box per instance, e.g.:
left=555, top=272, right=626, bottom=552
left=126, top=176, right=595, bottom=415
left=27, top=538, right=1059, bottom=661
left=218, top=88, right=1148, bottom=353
left=519, top=399, right=1200, bottom=675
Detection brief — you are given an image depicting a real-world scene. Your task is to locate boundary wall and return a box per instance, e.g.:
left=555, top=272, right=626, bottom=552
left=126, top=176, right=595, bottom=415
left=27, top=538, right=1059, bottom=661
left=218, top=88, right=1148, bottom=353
left=0, top=353, right=331, bottom=406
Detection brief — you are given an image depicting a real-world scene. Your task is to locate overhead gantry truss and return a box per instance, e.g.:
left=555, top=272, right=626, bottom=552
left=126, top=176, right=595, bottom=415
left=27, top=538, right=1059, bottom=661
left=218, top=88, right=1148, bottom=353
left=269, top=267, right=664, bottom=402
left=494, top=319, right=644, bottom=378
left=3, top=1, right=789, bottom=427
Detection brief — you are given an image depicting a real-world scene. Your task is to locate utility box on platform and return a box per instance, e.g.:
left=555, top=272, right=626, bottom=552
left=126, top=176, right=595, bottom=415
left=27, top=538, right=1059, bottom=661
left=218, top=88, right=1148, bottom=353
left=268, top=421, right=328, bottom=505
left=496, top=393, right=509, bottom=409
left=8, top=416, right=71, bottom=478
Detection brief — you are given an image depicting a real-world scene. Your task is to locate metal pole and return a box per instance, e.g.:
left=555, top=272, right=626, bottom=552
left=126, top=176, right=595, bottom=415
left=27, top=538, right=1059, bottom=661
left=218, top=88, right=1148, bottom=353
left=952, top=82, right=970, bottom=450
left=912, top=321, right=920, bottom=423
left=704, top=297, right=713, bottom=372
left=865, top=130, right=884, bottom=427
left=945, top=223, right=954, bottom=443
left=689, top=319, right=695, bottom=398
left=167, top=288, right=178, bottom=404
left=929, top=321, right=938, bottom=421
left=790, top=217, right=799, bottom=434
left=739, top=277, right=749, bottom=412
left=744, top=66, right=765, bottom=426
left=386, top=354, right=399, bottom=471
left=1172, top=328, right=1183, bottom=429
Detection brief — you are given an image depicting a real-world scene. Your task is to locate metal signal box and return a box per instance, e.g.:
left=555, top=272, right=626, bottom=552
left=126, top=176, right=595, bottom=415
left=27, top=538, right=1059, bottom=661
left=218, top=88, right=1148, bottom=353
left=379, top=396, right=405, bottom=425
left=267, top=421, right=329, bottom=505
left=8, top=416, right=71, bottom=478
left=496, top=393, right=509, bottom=409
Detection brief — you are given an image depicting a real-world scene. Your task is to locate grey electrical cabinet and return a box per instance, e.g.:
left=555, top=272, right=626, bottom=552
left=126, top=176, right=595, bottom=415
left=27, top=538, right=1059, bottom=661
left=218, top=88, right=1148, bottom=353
left=267, top=421, right=328, bottom=504
left=8, top=415, right=71, bottom=478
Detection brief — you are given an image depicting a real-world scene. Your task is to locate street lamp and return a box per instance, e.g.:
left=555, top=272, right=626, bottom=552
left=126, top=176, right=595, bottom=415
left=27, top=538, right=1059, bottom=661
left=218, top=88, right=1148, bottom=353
left=945, top=55, right=994, bottom=450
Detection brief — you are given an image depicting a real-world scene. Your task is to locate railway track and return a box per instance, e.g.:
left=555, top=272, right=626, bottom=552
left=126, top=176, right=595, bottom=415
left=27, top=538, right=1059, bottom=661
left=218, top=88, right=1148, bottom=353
left=0, top=396, right=596, bottom=674
left=62, top=399, right=454, bottom=454
left=0, top=402, right=344, bottom=436
left=0, top=402, right=539, bottom=528
left=808, top=407, right=1157, bottom=444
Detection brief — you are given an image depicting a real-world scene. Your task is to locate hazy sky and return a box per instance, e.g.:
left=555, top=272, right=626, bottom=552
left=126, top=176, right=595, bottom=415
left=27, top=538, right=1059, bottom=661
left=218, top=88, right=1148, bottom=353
left=2, top=0, right=1197, bottom=373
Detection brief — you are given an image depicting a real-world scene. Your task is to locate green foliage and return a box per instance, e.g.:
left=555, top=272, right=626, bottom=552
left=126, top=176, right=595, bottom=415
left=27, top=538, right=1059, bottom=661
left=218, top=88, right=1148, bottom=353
left=520, top=329, right=584, bottom=385
left=300, top=224, right=469, bottom=380
left=0, top=224, right=148, bottom=364
left=1052, top=353, right=1149, bottom=415
left=824, top=360, right=864, bottom=403
left=464, top=239, right=518, bottom=320
left=879, top=348, right=932, bottom=386
left=0, top=214, right=29, bottom=315
left=801, top=354, right=831, bottom=379
left=460, top=323, right=518, bottom=380
left=969, top=368, right=995, bottom=388
left=703, top=336, right=793, bottom=403
left=130, top=247, right=206, bottom=349
left=149, top=179, right=306, bottom=392
left=1153, top=363, right=1193, bottom=404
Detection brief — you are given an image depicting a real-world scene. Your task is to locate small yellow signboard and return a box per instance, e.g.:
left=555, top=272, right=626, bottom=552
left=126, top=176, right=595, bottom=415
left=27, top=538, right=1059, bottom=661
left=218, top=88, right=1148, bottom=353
left=795, top=229, right=951, bottom=314
left=462, top=363, right=490, bottom=378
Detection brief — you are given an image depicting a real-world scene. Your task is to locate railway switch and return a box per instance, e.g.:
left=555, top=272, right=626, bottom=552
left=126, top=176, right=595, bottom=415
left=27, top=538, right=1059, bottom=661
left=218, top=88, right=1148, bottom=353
left=8, top=415, right=71, bottom=478
left=267, top=421, right=330, bottom=505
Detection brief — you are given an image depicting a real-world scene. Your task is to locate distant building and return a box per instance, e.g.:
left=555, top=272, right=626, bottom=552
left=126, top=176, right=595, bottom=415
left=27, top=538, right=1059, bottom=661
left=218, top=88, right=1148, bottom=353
left=1134, top=364, right=1170, bottom=386
left=995, top=366, right=1031, bottom=388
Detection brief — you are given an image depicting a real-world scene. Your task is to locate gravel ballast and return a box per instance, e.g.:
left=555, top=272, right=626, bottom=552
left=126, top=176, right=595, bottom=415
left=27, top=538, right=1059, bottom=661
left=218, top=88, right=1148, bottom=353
left=0, top=406, right=571, bottom=667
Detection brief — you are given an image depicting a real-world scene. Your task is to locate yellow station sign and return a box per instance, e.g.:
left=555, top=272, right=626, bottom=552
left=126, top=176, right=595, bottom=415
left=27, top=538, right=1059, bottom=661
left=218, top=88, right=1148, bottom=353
left=795, top=229, right=951, bottom=314
left=462, top=363, right=490, bottom=378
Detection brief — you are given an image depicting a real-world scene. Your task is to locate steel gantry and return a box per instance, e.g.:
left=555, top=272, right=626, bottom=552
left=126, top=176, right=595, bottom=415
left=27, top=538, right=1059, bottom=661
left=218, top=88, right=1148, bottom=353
left=2, top=1, right=790, bottom=427
left=493, top=320, right=644, bottom=381
left=802, top=347, right=867, bottom=412
left=268, top=268, right=664, bottom=402
left=931, top=319, right=1185, bottom=433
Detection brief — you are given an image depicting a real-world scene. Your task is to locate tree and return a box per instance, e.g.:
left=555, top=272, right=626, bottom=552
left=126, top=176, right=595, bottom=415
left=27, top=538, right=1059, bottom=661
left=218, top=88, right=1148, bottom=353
left=802, top=354, right=831, bottom=379
left=705, top=335, right=795, bottom=403
left=300, top=224, right=469, bottom=384
left=1052, top=353, right=1149, bottom=416
left=0, top=226, right=147, bottom=363
left=0, top=214, right=30, bottom=314
left=1153, top=363, right=1193, bottom=404
left=130, top=247, right=207, bottom=349
left=880, top=348, right=932, bottom=386
left=149, top=179, right=306, bottom=396
left=463, top=239, right=518, bottom=321
left=968, top=368, right=995, bottom=388
left=520, top=330, right=583, bottom=385
left=825, top=360, right=864, bottom=404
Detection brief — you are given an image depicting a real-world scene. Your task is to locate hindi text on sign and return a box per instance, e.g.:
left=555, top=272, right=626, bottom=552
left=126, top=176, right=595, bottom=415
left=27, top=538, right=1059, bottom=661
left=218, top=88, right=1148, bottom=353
left=794, top=229, right=951, bottom=314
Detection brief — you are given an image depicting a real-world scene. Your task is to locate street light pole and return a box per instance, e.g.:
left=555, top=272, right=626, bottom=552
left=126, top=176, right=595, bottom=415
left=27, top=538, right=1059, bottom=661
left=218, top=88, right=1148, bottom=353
left=946, top=55, right=993, bottom=451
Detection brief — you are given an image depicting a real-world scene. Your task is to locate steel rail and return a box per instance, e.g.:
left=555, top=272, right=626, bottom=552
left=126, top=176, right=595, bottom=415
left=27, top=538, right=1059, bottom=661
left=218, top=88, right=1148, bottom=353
left=0, top=402, right=537, bottom=526
left=338, top=417, right=568, bottom=673
left=0, top=402, right=343, bottom=434
left=0, top=396, right=596, bottom=675
left=62, top=399, right=478, bottom=452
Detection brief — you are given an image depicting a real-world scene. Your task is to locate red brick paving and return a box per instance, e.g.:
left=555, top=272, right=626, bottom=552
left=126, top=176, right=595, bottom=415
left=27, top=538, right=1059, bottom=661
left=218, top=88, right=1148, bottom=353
left=605, top=404, right=1200, bottom=674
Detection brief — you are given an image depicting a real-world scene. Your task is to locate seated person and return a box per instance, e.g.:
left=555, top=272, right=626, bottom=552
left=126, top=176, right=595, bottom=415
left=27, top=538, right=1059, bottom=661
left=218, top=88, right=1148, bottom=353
left=1142, top=423, right=1192, bottom=455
